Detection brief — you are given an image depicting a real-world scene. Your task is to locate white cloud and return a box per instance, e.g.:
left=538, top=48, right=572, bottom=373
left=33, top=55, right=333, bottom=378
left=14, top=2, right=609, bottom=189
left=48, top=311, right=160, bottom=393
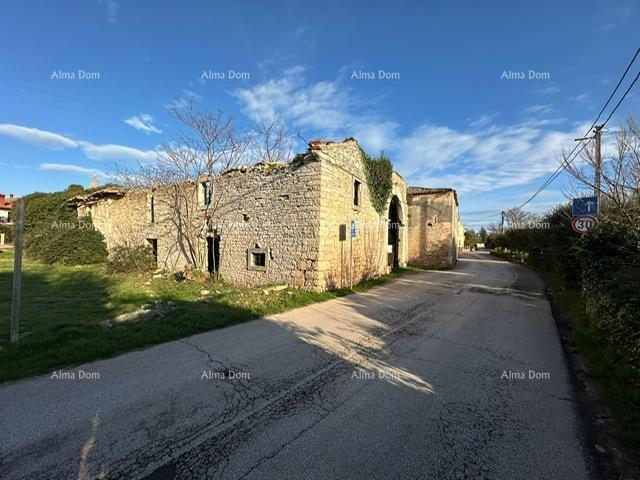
left=404, top=126, right=577, bottom=194
left=537, top=86, right=560, bottom=96
left=40, top=163, right=111, bottom=179
left=467, top=114, right=496, bottom=128
left=165, top=89, right=202, bottom=110
left=98, top=0, right=119, bottom=24
left=0, top=123, right=78, bottom=149
left=523, top=104, right=554, bottom=114
left=124, top=113, right=162, bottom=134
left=233, top=66, right=587, bottom=198
left=233, top=66, right=398, bottom=153
left=78, top=141, right=164, bottom=163
left=569, top=92, right=589, bottom=102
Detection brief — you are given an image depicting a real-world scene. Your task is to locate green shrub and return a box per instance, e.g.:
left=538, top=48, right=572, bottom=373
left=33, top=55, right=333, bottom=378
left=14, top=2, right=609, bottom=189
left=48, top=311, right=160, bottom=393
left=359, top=147, right=393, bottom=215
left=23, top=185, right=108, bottom=265
left=0, top=223, right=14, bottom=243
left=106, top=245, right=156, bottom=273
left=577, top=222, right=640, bottom=367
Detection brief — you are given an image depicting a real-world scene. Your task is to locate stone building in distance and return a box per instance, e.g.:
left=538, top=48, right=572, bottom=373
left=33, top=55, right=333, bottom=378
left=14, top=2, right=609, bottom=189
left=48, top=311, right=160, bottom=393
left=407, top=187, right=463, bottom=267
left=72, top=138, right=461, bottom=290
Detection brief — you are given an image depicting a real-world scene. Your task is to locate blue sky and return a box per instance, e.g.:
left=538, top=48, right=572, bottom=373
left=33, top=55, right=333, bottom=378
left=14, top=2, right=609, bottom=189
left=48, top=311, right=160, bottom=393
left=0, top=0, right=638, bottom=228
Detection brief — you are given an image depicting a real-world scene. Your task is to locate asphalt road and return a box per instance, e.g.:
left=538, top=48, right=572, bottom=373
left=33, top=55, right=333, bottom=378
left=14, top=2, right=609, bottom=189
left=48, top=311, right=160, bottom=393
left=0, top=251, right=591, bottom=479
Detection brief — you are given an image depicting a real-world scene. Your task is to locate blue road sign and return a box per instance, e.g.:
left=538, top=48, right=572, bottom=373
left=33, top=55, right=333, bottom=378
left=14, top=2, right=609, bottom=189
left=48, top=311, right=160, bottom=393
left=572, top=196, right=598, bottom=217
left=350, top=220, right=356, bottom=238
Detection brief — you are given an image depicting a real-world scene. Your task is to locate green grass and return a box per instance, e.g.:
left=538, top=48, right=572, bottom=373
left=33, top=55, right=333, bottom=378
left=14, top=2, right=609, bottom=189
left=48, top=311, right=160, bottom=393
left=0, top=250, right=405, bottom=383
left=491, top=249, right=640, bottom=453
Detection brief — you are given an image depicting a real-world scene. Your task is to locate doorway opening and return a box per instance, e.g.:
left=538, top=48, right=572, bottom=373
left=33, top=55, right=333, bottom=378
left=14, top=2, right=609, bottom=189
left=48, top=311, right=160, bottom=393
left=387, top=196, right=401, bottom=268
left=146, top=238, right=158, bottom=267
left=207, top=234, right=220, bottom=274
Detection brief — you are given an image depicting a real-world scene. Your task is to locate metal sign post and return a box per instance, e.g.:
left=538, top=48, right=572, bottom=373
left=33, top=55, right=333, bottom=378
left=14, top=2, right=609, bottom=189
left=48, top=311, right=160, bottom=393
left=10, top=198, right=24, bottom=343
left=350, top=220, right=356, bottom=289
left=339, top=224, right=346, bottom=288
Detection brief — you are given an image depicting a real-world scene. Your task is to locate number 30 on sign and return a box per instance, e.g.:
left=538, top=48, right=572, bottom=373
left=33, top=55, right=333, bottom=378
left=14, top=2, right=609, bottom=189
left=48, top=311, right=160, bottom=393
left=571, top=215, right=598, bottom=234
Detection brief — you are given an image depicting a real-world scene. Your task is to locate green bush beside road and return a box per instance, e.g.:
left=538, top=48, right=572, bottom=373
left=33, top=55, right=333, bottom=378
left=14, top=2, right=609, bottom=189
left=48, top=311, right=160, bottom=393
left=22, top=185, right=108, bottom=265
left=490, top=206, right=640, bottom=452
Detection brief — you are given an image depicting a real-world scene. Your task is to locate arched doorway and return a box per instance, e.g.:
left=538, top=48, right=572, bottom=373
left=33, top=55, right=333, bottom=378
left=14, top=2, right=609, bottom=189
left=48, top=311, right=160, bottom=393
left=388, top=196, right=401, bottom=268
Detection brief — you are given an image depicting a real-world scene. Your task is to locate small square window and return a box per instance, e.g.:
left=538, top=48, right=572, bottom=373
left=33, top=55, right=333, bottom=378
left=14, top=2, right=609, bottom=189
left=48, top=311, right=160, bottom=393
left=353, top=180, right=361, bottom=206
left=247, top=248, right=268, bottom=271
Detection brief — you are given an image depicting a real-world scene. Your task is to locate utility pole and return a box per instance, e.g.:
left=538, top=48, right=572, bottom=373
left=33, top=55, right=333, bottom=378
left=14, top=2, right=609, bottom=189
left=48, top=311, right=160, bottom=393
left=575, top=125, right=603, bottom=204
left=593, top=125, right=603, bottom=201
left=500, top=211, right=505, bottom=233
left=10, top=198, right=24, bottom=343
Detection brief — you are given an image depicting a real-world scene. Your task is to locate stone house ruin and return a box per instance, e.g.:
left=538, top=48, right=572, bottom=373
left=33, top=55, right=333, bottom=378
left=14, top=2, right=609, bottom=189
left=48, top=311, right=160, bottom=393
left=72, top=139, right=462, bottom=290
left=73, top=139, right=408, bottom=291
left=406, top=187, right=463, bottom=267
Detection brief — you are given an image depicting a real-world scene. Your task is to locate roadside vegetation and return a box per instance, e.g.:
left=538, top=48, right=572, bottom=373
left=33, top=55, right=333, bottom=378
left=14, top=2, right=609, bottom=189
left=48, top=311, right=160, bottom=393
left=483, top=115, right=640, bottom=456
left=0, top=248, right=406, bottom=383
left=489, top=205, right=640, bottom=456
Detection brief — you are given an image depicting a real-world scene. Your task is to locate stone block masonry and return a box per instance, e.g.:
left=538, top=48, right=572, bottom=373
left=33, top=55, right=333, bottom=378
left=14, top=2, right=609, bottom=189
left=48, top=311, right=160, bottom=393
left=72, top=139, right=461, bottom=291
left=407, top=188, right=460, bottom=267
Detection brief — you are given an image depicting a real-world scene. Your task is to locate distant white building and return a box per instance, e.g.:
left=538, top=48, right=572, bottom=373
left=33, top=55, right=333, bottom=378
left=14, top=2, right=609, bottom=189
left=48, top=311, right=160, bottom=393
left=0, top=193, right=15, bottom=223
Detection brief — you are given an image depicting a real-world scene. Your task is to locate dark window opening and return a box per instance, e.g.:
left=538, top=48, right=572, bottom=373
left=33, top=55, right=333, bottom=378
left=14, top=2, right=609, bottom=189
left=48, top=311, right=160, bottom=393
left=354, top=180, right=361, bottom=206
left=150, top=195, right=155, bottom=224
left=202, top=181, right=212, bottom=206
left=147, top=238, right=158, bottom=267
left=207, top=234, right=220, bottom=273
left=252, top=252, right=266, bottom=267
left=247, top=247, right=268, bottom=271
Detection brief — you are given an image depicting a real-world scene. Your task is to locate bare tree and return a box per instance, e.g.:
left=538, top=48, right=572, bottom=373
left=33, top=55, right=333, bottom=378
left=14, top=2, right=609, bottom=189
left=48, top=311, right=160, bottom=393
left=503, top=207, right=537, bottom=229
left=564, top=115, right=640, bottom=231
left=119, top=101, right=249, bottom=273
left=248, top=116, right=293, bottom=163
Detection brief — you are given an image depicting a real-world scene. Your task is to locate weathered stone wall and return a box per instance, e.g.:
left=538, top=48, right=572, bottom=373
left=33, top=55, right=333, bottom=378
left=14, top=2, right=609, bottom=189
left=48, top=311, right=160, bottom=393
left=76, top=139, right=409, bottom=291
left=210, top=158, right=322, bottom=289
left=77, top=191, right=150, bottom=252
left=407, top=192, right=458, bottom=266
left=314, top=140, right=408, bottom=290
left=80, top=159, right=323, bottom=289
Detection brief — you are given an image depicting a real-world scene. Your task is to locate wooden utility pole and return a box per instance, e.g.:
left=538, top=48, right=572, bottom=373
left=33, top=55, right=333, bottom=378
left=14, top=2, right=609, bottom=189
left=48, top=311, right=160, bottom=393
left=500, top=211, right=505, bottom=233
left=594, top=125, right=603, bottom=201
left=10, top=198, right=24, bottom=343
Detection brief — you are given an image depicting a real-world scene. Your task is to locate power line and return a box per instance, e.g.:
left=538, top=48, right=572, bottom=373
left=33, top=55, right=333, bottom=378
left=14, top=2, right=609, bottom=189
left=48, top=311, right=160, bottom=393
left=593, top=47, right=639, bottom=126
left=511, top=47, right=640, bottom=212
left=602, top=70, right=640, bottom=127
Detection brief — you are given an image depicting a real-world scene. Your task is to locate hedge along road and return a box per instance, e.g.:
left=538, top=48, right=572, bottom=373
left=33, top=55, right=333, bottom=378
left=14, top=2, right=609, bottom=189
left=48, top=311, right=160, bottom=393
left=0, top=251, right=591, bottom=479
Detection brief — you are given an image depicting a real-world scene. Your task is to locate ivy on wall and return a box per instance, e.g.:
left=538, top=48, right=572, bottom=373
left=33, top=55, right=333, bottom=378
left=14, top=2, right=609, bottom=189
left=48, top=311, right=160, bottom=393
left=358, top=146, right=393, bottom=215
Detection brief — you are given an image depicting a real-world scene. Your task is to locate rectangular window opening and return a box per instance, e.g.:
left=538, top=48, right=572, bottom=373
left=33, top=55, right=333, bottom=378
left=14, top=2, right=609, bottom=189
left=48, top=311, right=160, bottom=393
left=247, top=248, right=268, bottom=271
left=201, top=181, right=212, bottom=206
left=354, top=180, right=361, bottom=206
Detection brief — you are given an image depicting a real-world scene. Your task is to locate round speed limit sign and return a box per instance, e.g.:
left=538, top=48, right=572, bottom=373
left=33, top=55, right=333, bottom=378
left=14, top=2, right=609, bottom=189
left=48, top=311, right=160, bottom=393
left=572, top=215, right=598, bottom=234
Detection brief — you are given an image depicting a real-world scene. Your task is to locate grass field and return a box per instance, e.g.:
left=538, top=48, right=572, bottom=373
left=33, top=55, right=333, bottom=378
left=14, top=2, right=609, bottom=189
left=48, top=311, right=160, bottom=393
left=0, top=251, right=405, bottom=383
